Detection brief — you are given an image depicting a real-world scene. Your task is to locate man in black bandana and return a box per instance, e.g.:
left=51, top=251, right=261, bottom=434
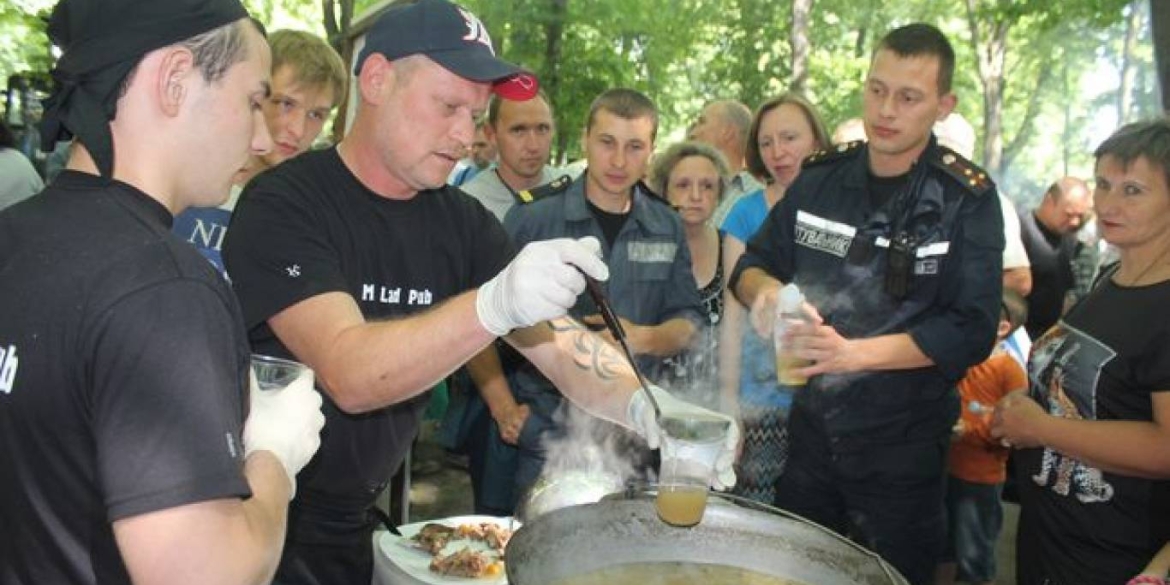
left=0, top=1, right=326, bottom=584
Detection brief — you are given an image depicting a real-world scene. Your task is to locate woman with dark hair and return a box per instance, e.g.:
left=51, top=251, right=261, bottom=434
left=717, top=92, right=830, bottom=505
left=0, top=119, right=44, bottom=211
left=993, top=117, right=1170, bottom=585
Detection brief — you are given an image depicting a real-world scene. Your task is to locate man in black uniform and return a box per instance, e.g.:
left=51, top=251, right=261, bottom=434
left=1018, top=176, right=1092, bottom=339
left=0, top=1, right=325, bottom=584
left=731, top=24, right=1003, bottom=585
left=222, top=1, right=738, bottom=583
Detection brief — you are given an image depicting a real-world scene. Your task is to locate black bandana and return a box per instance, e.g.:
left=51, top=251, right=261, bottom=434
left=39, top=0, right=249, bottom=178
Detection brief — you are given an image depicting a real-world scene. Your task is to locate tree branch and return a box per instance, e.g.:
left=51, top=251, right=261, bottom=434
left=1002, top=62, right=1054, bottom=172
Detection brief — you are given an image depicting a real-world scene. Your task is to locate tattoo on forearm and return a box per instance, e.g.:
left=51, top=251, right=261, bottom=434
left=547, top=319, right=574, bottom=332
left=551, top=318, right=622, bottom=380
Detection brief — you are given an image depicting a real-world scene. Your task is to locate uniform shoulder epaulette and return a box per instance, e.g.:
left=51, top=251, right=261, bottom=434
left=802, top=140, right=865, bottom=168
left=513, top=174, right=572, bottom=205
left=932, top=145, right=993, bottom=197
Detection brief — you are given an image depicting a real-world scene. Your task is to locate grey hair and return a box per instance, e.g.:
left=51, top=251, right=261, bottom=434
left=649, top=140, right=731, bottom=198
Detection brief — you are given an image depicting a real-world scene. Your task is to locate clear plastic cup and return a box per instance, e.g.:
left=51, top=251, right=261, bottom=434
left=655, top=414, right=729, bottom=527
left=774, top=284, right=811, bottom=386
left=250, top=354, right=311, bottom=392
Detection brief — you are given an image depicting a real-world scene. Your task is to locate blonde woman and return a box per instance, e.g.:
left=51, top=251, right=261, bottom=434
left=718, top=93, right=830, bottom=504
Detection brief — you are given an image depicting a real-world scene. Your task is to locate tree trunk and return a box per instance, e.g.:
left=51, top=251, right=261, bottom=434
left=1062, top=56, right=1072, bottom=176
left=1151, top=0, right=1170, bottom=110
left=321, top=0, right=354, bottom=55
left=791, top=0, right=812, bottom=94
left=1001, top=62, right=1054, bottom=173
left=964, top=0, right=1008, bottom=176
left=323, top=0, right=355, bottom=143
left=854, top=0, right=876, bottom=59
left=1118, top=1, right=1143, bottom=122
left=544, top=0, right=568, bottom=163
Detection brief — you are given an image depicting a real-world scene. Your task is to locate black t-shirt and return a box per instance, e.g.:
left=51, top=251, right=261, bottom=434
left=0, top=172, right=251, bottom=584
left=1018, top=209, right=1077, bottom=338
left=586, top=198, right=630, bottom=250
left=867, top=171, right=908, bottom=211
left=1015, top=275, right=1170, bottom=585
left=223, top=149, right=512, bottom=519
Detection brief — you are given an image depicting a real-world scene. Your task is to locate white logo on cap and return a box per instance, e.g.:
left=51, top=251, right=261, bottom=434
left=507, top=75, right=536, bottom=91
left=457, top=7, right=494, bottom=55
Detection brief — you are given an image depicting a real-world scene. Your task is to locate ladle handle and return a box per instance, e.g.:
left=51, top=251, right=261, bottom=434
left=582, top=275, right=662, bottom=421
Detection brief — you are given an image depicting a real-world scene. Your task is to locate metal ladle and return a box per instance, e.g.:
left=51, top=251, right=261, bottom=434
left=581, top=275, right=662, bottom=422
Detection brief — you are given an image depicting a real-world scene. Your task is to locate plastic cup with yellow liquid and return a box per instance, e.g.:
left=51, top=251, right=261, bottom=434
left=773, top=284, right=811, bottom=386
left=655, top=414, right=730, bottom=527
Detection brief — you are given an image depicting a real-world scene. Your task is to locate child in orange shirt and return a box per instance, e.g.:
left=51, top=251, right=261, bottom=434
left=937, top=290, right=1028, bottom=585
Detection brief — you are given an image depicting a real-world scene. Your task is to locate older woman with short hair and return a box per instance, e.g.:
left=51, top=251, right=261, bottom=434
left=649, top=140, right=730, bottom=398
left=993, top=117, right=1170, bottom=585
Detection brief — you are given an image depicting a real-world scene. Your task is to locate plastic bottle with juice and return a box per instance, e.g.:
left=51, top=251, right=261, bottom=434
left=773, top=283, right=811, bottom=386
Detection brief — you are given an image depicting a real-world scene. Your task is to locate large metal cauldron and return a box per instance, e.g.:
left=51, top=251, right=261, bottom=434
left=506, top=490, right=907, bottom=585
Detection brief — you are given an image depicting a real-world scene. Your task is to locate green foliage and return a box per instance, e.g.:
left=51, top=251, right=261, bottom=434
left=1, top=0, right=1153, bottom=192
left=242, top=0, right=328, bottom=34
left=0, top=1, right=53, bottom=95
left=954, top=0, right=1139, bottom=202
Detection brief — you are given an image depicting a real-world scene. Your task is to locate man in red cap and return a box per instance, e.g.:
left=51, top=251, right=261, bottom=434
left=0, top=1, right=326, bottom=584
left=223, top=0, right=738, bottom=582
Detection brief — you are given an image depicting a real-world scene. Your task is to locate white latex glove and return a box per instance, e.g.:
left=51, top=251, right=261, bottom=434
left=627, top=385, right=740, bottom=491
left=477, top=236, right=610, bottom=336
left=243, top=368, right=325, bottom=499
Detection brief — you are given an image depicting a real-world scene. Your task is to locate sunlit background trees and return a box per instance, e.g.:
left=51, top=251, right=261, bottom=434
left=2, top=0, right=1162, bottom=205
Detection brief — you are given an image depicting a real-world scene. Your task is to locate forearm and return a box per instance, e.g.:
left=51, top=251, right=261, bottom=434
left=175, top=453, right=289, bottom=584
left=466, top=345, right=519, bottom=419
left=850, top=333, right=933, bottom=371
left=630, top=317, right=696, bottom=357
left=718, top=297, right=744, bottom=416
left=1003, top=266, right=1032, bottom=296
left=1033, top=416, right=1170, bottom=479
left=1143, top=542, right=1170, bottom=576
left=301, top=292, right=495, bottom=413
left=734, top=267, right=780, bottom=308
left=508, top=318, right=638, bottom=426
left=721, top=236, right=747, bottom=291
left=113, top=453, right=291, bottom=585
left=234, top=452, right=293, bottom=581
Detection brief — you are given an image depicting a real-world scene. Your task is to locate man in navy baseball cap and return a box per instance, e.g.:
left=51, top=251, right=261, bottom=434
left=220, top=1, right=644, bottom=585
left=356, top=0, right=538, bottom=100
left=223, top=0, right=742, bottom=578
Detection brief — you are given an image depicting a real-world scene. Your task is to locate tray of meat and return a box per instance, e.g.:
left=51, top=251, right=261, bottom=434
left=375, top=515, right=517, bottom=585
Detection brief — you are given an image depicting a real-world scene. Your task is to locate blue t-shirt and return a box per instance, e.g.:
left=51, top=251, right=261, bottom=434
left=173, top=206, right=233, bottom=275
left=720, top=188, right=768, bottom=242
left=718, top=188, right=790, bottom=408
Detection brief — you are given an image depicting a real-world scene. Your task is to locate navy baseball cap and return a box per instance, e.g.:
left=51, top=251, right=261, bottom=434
left=355, top=0, right=538, bottom=100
